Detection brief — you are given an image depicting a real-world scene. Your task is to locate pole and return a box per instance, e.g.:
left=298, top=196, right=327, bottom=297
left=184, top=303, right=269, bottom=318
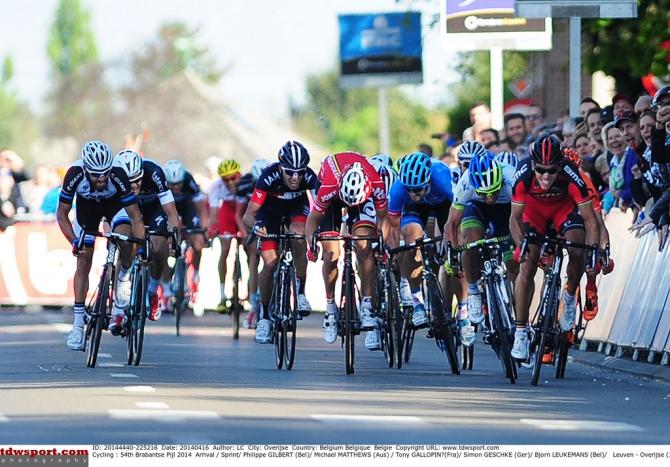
left=378, top=87, right=391, bottom=154
left=569, top=16, right=581, bottom=117
left=490, top=47, right=504, bottom=130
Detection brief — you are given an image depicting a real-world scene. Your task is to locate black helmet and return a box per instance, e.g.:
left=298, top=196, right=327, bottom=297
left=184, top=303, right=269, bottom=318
left=530, top=134, right=563, bottom=166
left=278, top=141, right=310, bottom=169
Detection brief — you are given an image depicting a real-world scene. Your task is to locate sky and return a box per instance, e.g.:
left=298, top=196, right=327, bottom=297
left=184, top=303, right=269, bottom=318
left=0, top=0, right=457, bottom=118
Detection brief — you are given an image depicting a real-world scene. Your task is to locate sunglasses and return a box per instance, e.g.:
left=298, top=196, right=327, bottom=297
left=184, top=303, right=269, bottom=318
left=533, top=166, right=559, bottom=175
left=86, top=169, right=111, bottom=179
left=222, top=175, right=239, bottom=182
left=283, top=168, right=306, bottom=177
left=408, top=186, right=427, bottom=195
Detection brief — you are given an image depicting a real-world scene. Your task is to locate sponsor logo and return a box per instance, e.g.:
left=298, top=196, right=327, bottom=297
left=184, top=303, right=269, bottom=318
left=151, top=171, right=164, bottom=190
left=320, top=190, right=338, bottom=202
left=563, top=164, right=585, bottom=188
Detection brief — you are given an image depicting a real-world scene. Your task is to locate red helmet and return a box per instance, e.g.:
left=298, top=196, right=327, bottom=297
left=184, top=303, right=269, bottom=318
left=530, top=134, right=563, bottom=165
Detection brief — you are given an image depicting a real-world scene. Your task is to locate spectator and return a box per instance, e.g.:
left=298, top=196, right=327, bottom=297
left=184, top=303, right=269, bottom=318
left=462, top=102, right=492, bottom=142
left=503, top=113, right=528, bottom=158
left=40, top=168, right=67, bottom=216
left=632, top=110, right=665, bottom=207
left=0, top=149, right=28, bottom=183
left=561, top=117, right=579, bottom=148
left=479, top=128, right=500, bottom=153
left=607, top=117, right=638, bottom=211
left=612, top=93, right=635, bottom=118
left=418, top=143, right=433, bottom=157
left=579, top=97, right=600, bottom=117
left=525, top=104, right=545, bottom=139
left=0, top=168, right=25, bottom=231
left=586, top=108, right=607, bottom=157
left=573, top=132, right=591, bottom=160
left=635, top=95, right=652, bottom=114
left=19, top=165, right=53, bottom=214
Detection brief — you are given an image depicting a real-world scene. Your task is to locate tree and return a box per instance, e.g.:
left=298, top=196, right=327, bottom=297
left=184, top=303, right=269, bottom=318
left=294, top=69, right=447, bottom=156
left=583, top=0, right=670, bottom=96
left=0, top=56, right=39, bottom=157
left=44, top=0, right=110, bottom=140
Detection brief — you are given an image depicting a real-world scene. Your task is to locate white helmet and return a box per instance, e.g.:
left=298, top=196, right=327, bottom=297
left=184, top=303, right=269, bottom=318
left=164, top=160, right=186, bottom=184
left=81, top=140, right=113, bottom=173
left=114, top=149, right=143, bottom=181
left=370, top=153, right=393, bottom=168
left=339, top=162, right=371, bottom=207
left=251, top=159, right=271, bottom=180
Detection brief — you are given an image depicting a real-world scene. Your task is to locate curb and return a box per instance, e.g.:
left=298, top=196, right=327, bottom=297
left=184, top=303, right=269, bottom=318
left=571, top=349, right=670, bottom=384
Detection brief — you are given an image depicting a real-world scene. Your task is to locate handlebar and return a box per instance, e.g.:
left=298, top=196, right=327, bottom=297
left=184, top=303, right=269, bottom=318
left=519, top=232, right=600, bottom=268
left=388, top=236, right=443, bottom=256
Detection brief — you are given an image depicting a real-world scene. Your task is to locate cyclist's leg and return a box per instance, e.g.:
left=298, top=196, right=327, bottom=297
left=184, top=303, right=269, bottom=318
left=256, top=244, right=278, bottom=344
left=318, top=205, right=341, bottom=343
left=243, top=238, right=260, bottom=325
left=147, top=209, right=169, bottom=320
left=560, top=212, right=586, bottom=331
left=289, top=197, right=311, bottom=314
left=399, top=207, right=428, bottom=326
left=217, top=236, right=233, bottom=306
left=460, top=202, right=486, bottom=324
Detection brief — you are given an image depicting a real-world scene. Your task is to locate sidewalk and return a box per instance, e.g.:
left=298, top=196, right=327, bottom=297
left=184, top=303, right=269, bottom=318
left=571, top=348, right=670, bottom=384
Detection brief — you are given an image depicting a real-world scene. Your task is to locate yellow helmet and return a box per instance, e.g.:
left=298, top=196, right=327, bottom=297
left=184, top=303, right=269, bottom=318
left=217, top=159, right=241, bottom=177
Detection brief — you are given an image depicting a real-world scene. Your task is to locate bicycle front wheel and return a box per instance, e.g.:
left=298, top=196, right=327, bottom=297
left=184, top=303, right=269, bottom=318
left=231, top=251, right=242, bottom=340
left=132, top=268, right=148, bottom=366
left=344, top=271, right=356, bottom=375
left=173, top=258, right=186, bottom=337
left=489, top=277, right=515, bottom=384
left=426, top=277, right=460, bottom=375
left=531, top=274, right=560, bottom=386
left=284, top=267, right=298, bottom=370
left=87, top=266, right=112, bottom=368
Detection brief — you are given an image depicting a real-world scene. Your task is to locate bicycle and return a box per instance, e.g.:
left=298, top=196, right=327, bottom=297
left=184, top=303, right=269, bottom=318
left=314, top=231, right=379, bottom=375
left=519, top=232, right=598, bottom=386
left=217, top=233, right=244, bottom=340
left=258, top=229, right=305, bottom=370
left=172, top=227, right=207, bottom=337
left=372, top=236, right=402, bottom=368
left=76, top=230, right=145, bottom=368
left=451, top=235, right=517, bottom=383
left=390, top=236, right=461, bottom=375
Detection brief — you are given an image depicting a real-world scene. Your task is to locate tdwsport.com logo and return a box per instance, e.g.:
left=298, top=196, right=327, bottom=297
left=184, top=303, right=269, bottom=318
left=1, top=447, right=89, bottom=464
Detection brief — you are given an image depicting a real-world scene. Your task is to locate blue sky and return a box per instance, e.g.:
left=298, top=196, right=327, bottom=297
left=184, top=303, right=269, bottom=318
left=0, top=0, right=457, bottom=117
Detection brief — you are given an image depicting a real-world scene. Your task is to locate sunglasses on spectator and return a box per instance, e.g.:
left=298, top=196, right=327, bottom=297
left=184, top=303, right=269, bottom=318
left=533, top=165, right=559, bottom=175
left=283, top=167, right=306, bottom=177
left=527, top=114, right=542, bottom=121
left=85, top=169, right=111, bottom=179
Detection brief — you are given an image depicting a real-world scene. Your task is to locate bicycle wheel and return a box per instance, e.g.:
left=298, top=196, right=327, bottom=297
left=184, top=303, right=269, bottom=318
left=231, top=249, right=241, bottom=340
left=531, top=275, right=560, bottom=386
left=87, top=266, right=112, bottom=368
left=426, top=277, right=460, bottom=375
left=271, top=272, right=285, bottom=370
left=133, top=268, right=148, bottom=366
left=126, top=264, right=139, bottom=365
left=402, top=309, right=415, bottom=364
left=388, top=272, right=403, bottom=369
left=489, top=278, right=515, bottom=383
left=344, top=270, right=356, bottom=375
left=284, top=267, right=297, bottom=370
left=173, top=258, right=186, bottom=337
left=376, top=270, right=393, bottom=368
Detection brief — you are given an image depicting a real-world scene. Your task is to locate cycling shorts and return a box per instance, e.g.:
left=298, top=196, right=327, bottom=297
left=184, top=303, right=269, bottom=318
left=318, top=198, right=376, bottom=235
left=522, top=198, right=585, bottom=235
left=256, top=194, right=310, bottom=251
left=399, top=199, right=451, bottom=234
left=74, top=196, right=130, bottom=247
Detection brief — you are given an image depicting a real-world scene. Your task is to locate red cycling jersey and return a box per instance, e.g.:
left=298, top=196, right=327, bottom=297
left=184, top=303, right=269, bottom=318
left=512, top=159, right=591, bottom=234
left=313, top=152, right=387, bottom=213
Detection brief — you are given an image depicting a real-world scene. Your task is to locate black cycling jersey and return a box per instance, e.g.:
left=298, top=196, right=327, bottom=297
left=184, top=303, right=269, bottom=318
left=136, top=159, right=174, bottom=210
left=252, top=162, right=318, bottom=203
left=236, top=172, right=256, bottom=199
left=59, top=161, right=136, bottom=207
left=171, top=171, right=201, bottom=205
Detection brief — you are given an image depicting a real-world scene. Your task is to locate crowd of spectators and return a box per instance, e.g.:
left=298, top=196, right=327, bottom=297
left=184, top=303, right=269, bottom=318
left=431, top=90, right=670, bottom=250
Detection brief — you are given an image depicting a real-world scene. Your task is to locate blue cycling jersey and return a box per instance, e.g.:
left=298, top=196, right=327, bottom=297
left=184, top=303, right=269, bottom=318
left=389, top=161, right=453, bottom=215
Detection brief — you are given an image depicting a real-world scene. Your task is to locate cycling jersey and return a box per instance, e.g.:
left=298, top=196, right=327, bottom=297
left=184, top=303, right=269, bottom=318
left=135, top=159, right=174, bottom=234
left=313, top=153, right=386, bottom=213
left=209, top=177, right=244, bottom=236
left=452, top=162, right=516, bottom=209
left=235, top=173, right=256, bottom=200
left=171, top=171, right=202, bottom=228
left=251, top=162, right=318, bottom=206
left=512, top=159, right=591, bottom=235
left=388, top=162, right=453, bottom=216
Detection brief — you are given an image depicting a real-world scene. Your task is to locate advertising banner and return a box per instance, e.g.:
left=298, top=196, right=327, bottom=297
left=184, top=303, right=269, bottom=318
left=339, top=12, right=423, bottom=89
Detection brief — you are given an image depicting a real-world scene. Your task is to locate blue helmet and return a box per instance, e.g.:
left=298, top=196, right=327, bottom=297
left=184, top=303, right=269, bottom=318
left=399, top=152, right=431, bottom=189
left=495, top=151, right=519, bottom=169
left=468, top=153, right=503, bottom=194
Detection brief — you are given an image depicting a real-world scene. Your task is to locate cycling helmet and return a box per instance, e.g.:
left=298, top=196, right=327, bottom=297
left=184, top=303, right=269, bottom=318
left=163, top=160, right=186, bottom=184
left=495, top=151, right=519, bottom=169
left=218, top=159, right=241, bottom=178
left=530, top=134, right=563, bottom=165
left=370, top=153, right=393, bottom=168
left=652, top=86, right=670, bottom=108
left=457, top=141, right=487, bottom=163
left=563, top=147, right=581, bottom=167
left=399, top=152, right=431, bottom=188
left=113, top=149, right=143, bottom=182
left=378, top=164, right=397, bottom=195
left=339, top=162, right=371, bottom=206
left=469, top=153, right=503, bottom=195
left=81, top=140, right=113, bottom=173
left=250, top=159, right=271, bottom=180
left=393, top=154, right=407, bottom=174
left=278, top=140, right=310, bottom=169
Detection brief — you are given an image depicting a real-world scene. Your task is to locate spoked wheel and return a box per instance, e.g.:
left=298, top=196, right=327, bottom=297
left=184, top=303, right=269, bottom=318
left=284, top=272, right=297, bottom=370
left=402, top=314, right=415, bottom=364
left=231, top=301, right=241, bottom=340
left=389, top=273, right=404, bottom=369
left=490, top=285, right=515, bottom=384
left=132, top=270, right=148, bottom=366
left=231, top=252, right=242, bottom=340
left=462, top=344, right=474, bottom=371
left=427, top=282, right=460, bottom=375
left=531, top=277, right=560, bottom=386
left=173, top=258, right=186, bottom=337
left=126, top=309, right=134, bottom=365
left=555, top=331, right=570, bottom=379
left=87, top=268, right=111, bottom=368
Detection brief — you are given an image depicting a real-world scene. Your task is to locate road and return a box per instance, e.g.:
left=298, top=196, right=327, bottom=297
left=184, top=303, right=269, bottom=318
left=1, top=308, right=668, bottom=445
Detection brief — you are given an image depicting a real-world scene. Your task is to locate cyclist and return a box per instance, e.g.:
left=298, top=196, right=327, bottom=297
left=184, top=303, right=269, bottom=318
left=161, top=160, right=209, bottom=310
left=495, top=150, right=520, bottom=170
left=57, top=140, right=145, bottom=350
left=113, top=149, right=180, bottom=321
left=386, top=151, right=453, bottom=329
left=444, top=151, right=518, bottom=345
left=305, top=152, right=389, bottom=351
left=208, top=159, right=245, bottom=311
left=242, top=141, right=317, bottom=344
left=235, top=159, right=271, bottom=328
left=510, top=134, right=603, bottom=360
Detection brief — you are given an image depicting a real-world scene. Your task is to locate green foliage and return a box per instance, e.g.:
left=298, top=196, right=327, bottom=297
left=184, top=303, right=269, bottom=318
left=1, top=56, right=13, bottom=84
left=0, top=56, right=38, bottom=157
left=46, top=0, right=98, bottom=78
left=446, top=50, right=529, bottom=137
left=294, top=69, right=447, bottom=157
left=583, top=0, right=670, bottom=96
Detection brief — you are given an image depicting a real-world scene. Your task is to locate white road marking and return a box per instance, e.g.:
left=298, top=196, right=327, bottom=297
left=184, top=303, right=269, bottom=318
left=311, top=414, right=424, bottom=424
left=520, top=419, right=644, bottom=432
left=109, top=410, right=219, bottom=422
left=136, top=402, right=170, bottom=409
left=0, top=414, right=8, bottom=423
left=98, top=353, right=112, bottom=358
left=99, top=363, right=123, bottom=368
left=110, top=373, right=139, bottom=378
left=51, top=323, right=73, bottom=333
left=124, top=386, right=156, bottom=393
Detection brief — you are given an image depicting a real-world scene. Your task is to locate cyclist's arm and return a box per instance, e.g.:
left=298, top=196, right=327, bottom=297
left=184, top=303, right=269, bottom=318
left=596, top=210, right=610, bottom=245
left=305, top=209, right=325, bottom=246
left=578, top=201, right=602, bottom=248
left=444, top=205, right=464, bottom=246
left=194, top=197, right=208, bottom=230
left=162, top=201, right=180, bottom=232
left=235, top=200, right=249, bottom=235
left=56, top=201, right=75, bottom=244
left=385, top=213, right=400, bottom=249
left=242, top=200, right=261, bottom=230
left=125, top=203, right=146, bottom=243
left=510, top=202, right=525, bottom=247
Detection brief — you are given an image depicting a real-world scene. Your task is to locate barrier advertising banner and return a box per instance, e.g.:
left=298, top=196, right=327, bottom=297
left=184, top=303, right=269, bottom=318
left=339, top=12, right=423, bottom=89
